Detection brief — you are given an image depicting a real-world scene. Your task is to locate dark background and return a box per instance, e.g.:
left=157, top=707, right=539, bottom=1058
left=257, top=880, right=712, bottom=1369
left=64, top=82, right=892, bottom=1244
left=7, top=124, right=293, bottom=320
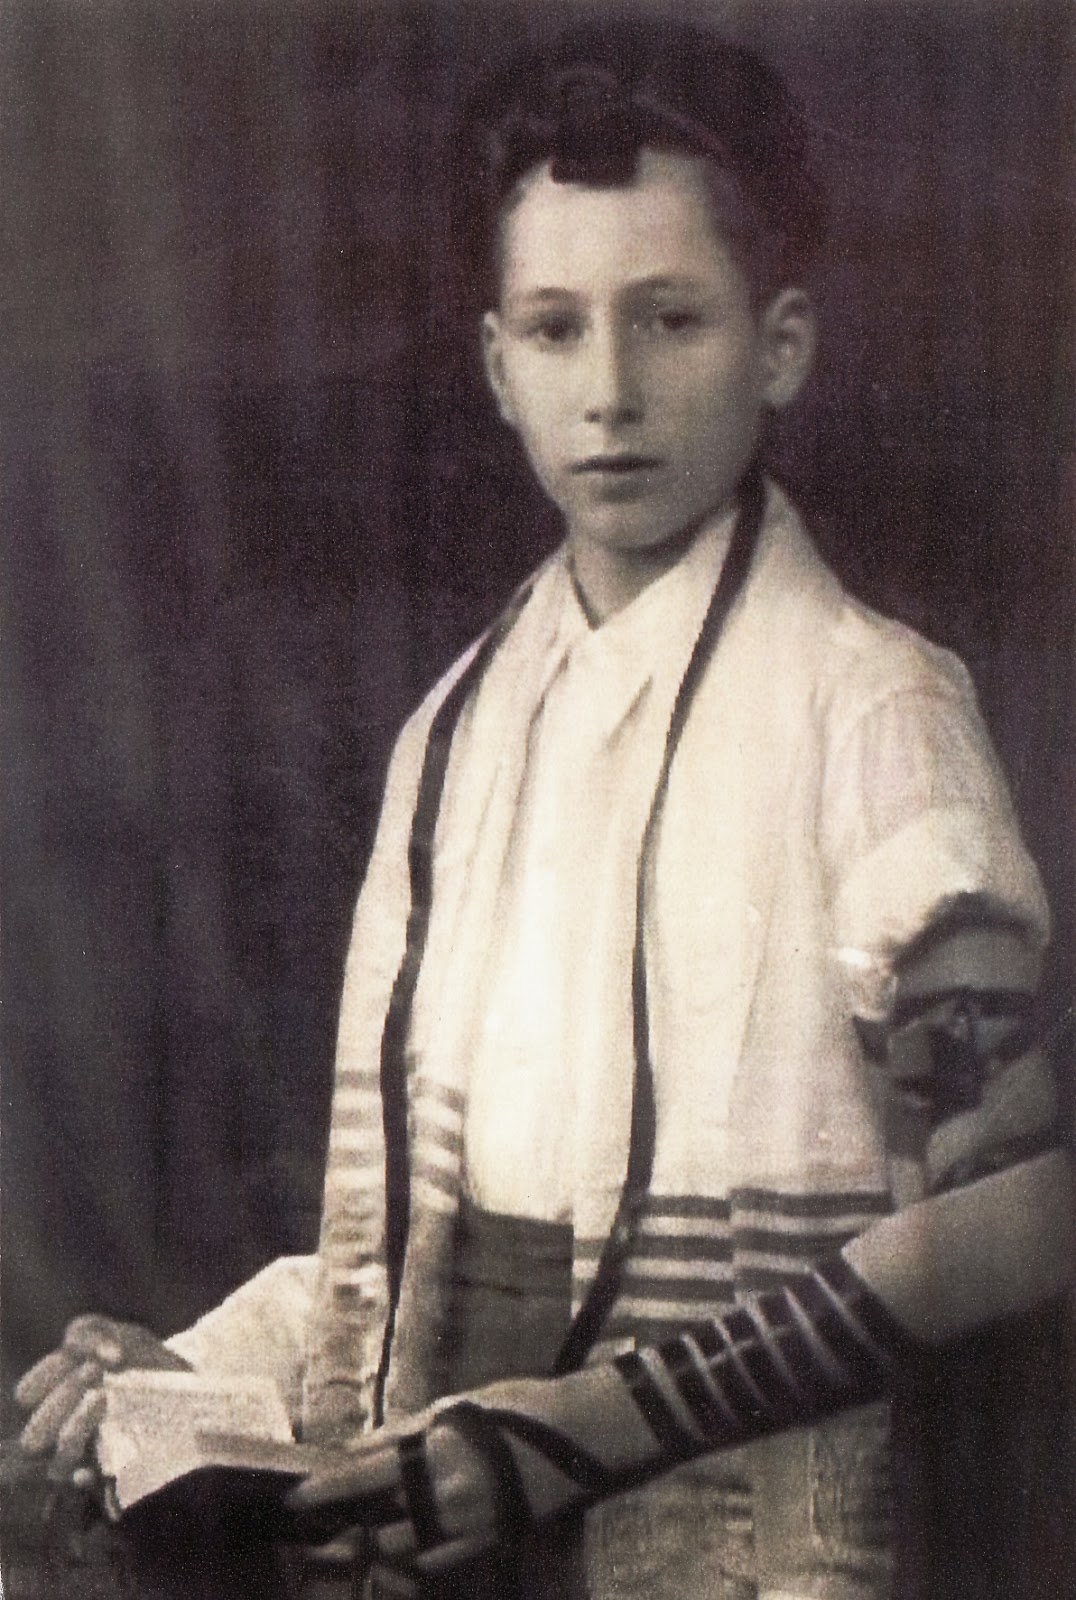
left=1, top=1, right=1072, bottom=1594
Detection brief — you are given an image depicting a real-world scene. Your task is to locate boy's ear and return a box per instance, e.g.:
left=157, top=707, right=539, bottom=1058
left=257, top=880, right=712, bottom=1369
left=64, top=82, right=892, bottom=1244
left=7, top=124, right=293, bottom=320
left=759, top=288, right=816, bottom=411
left=481, top=311, right=517, bottom=427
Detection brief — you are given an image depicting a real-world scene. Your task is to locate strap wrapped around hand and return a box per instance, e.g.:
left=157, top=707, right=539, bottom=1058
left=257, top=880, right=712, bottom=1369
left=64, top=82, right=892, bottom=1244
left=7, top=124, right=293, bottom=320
left=396, top=1433, right=446, bottom=1552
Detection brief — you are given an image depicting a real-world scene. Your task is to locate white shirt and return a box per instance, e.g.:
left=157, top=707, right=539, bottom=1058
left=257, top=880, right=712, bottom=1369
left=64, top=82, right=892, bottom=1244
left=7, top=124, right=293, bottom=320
left=460, top=513, right=736, bottom=1220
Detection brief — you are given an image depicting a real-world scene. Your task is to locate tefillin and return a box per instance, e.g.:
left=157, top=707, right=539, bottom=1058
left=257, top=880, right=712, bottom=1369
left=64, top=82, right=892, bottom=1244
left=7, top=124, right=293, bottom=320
left=549, top=65, right=641, bottom=185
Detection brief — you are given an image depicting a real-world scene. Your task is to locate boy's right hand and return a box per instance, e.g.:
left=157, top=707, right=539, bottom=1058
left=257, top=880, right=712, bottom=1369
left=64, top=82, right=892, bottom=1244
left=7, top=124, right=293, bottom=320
left=14, top=1315, right=189, bottom=1480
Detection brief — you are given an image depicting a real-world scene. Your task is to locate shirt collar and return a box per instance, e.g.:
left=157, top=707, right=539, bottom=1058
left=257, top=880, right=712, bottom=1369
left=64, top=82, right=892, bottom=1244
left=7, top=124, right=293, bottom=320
left=545, top=504, right=740, bottom=739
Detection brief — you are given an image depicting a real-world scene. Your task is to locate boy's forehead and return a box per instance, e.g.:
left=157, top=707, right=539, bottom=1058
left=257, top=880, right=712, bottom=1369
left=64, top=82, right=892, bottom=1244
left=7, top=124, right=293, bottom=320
left=499, top=148, right=740, bottom=296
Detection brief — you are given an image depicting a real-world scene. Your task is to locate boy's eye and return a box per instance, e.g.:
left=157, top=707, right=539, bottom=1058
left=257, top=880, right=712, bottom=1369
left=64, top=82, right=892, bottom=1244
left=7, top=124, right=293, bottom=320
left=525, top=314, right=582, bottom=347
left=648, top=307, right=704, bottom=334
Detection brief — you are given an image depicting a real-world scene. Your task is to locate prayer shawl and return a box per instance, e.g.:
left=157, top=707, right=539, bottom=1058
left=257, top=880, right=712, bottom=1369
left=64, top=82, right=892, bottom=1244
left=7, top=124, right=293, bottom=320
left=301, top=482, right=1047, bottom=1595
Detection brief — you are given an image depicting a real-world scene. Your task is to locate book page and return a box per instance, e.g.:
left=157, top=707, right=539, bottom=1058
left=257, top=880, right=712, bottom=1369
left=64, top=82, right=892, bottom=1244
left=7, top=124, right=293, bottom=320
left=98, top=1369, right=294, bottom=1511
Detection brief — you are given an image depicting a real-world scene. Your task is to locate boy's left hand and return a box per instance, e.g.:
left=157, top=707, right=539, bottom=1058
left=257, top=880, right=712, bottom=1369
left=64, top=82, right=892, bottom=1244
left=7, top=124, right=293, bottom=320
left=289, top=1382, right=589, bottom=1580
left=287, top=1404, right=499, bottom=1575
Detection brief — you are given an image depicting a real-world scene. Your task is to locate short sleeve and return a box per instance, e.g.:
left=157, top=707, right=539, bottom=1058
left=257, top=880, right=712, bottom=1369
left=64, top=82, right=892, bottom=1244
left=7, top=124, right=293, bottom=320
left=165, top=1255, right=319, bottom=1425
left=824, top=680, right=1050, bottom=1020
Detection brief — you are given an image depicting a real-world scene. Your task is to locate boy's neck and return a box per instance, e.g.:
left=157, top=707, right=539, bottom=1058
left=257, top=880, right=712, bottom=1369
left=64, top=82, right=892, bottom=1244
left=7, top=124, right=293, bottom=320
left=567, top=515, right=718, bottom=625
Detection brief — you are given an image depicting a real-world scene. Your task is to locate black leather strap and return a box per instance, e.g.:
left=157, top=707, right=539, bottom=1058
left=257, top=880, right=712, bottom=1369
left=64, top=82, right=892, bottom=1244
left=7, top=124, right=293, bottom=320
left=554, top=464, right=767, bottom=1374
left=611, top=1349, right=701, bottom=1459
left=480, top=1405, right=618, bottom=1497
left=434, top=1400, right=533, bottom=1543
left=660, top=1332, right=745, bottom=1436
left=433, top=1396, right=620, bottom=1535
left=812, top=1255, right=910, bottom=1362
left=690, top=1315, right=776, bottom=1423
left=373, top=581, right=535, bottom=1423
left=397, top=1431, right=447, bottom=1552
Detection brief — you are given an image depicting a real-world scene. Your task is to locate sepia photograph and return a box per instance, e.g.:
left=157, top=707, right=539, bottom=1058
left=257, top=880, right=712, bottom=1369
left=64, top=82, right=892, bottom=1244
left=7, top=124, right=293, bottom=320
left=1, top=2, right=1072, bottom=1597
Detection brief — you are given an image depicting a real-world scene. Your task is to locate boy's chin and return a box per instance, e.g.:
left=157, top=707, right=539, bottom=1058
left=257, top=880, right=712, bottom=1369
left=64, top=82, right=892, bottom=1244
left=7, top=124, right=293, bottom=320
left=569, top=506, right=718, bottom=563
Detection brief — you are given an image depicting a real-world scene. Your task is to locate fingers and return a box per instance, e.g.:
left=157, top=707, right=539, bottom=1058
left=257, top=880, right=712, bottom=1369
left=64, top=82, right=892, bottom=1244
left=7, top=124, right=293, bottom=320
left=287, top=1442, right=400, bottom=1511
left=374, top=1519, right=417, bottom=1561
left=302, top=1534, right=367, bottom=1564
left=366, top=1550, right=425, bottom=1600
left=63, top=1316, right=129, bottom=1367
left=415, top=1531, right=498, bottom=1577
left=375, top=1518, right=496, bottom=1578
left=15, top=1313, right=187, bottom=1481
left=14, top=1349, right=77, bottom=1411
left=51, top=1386, right=108, bottom=1481
left=65, top=1315, right=189, bottom=1373
left=14, top=1315, right=134, bottom=1414
left=286, top=1445, right=404, bottom=1546
left=19, top=1361, right=102, bottom=1456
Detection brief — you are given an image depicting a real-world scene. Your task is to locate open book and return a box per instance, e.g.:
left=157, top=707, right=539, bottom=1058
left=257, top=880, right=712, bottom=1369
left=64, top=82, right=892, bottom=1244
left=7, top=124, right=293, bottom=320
left=95, top=1369, right=339, bottom=1537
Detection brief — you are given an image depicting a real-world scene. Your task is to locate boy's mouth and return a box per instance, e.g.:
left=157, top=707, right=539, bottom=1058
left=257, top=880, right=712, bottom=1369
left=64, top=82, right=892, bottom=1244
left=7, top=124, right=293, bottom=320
left=572, top=454, right=664, bottom=475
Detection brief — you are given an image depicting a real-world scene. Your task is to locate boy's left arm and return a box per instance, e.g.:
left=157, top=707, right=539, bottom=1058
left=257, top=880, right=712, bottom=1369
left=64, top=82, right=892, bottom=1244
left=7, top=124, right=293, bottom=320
left=286, top=925, right=1070, bottom=1573
left=286, top=1151, right=1071, bottom=1575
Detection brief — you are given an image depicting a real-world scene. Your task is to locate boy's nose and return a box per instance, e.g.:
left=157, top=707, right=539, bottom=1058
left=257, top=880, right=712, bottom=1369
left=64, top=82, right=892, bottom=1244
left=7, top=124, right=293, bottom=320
left=582, top=324, right=643, bottom=426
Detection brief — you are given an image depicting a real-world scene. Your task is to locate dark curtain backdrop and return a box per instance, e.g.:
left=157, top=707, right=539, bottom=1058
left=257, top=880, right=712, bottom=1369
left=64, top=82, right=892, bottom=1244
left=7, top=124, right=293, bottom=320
left=1, top=1, right=1072, bottom=1594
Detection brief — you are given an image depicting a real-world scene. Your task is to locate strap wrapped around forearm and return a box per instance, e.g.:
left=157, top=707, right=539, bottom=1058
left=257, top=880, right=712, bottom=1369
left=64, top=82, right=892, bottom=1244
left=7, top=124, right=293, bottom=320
left=423, top=1254, right=903, bottom=1543
left=428, top=1150, right=1071, bottom=1537
left=622, top=1254, right=905, bottom=1458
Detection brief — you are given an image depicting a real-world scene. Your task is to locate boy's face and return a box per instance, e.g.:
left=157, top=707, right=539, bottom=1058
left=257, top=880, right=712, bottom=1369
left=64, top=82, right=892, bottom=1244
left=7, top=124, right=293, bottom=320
left=483, top=147, right=814, bottom=581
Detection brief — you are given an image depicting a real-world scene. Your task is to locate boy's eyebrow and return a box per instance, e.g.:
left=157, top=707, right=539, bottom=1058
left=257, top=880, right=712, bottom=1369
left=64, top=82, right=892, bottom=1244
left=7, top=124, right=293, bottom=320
left=631, top=274, right=708, bottom=293
left=505, top=275, right=711, bottom=307
left=503, top=287, right=579, bottom=308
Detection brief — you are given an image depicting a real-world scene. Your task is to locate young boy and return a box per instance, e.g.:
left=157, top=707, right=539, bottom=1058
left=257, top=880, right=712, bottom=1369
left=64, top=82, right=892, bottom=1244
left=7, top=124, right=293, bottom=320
left=16, top=18, right=1065, bottom=1600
